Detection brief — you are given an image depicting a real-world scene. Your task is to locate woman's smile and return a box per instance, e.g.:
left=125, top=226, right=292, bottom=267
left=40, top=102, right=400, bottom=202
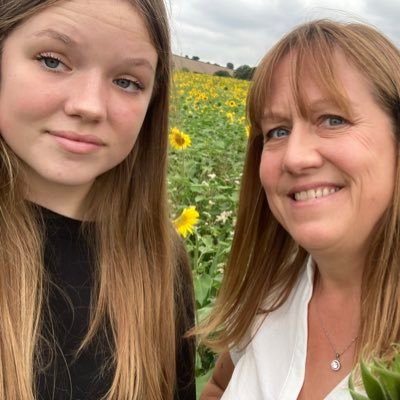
left=289, top=185, right=342, bottom=202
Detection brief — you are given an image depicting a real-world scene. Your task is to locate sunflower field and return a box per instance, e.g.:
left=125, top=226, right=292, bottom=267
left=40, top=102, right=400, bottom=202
left=168, top=71, right=250, bottom=397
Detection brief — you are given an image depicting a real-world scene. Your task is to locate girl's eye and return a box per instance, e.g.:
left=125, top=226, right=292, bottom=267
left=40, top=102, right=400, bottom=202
left=113, top=78, right=144, bottom=92
left=264, top=127, right=290, bottom=141
left=322, top=115, right=347, bottom=127
left=36, top=54, right=65, bottom=71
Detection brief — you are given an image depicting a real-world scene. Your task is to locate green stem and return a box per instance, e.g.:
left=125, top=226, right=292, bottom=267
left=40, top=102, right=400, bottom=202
left=193, top=231, right=199, bottom=272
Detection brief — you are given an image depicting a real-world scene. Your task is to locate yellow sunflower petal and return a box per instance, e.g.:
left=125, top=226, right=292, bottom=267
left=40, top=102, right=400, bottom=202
left=173, top=206, right=200, bottom=237
left=169, top=127, right=192, bottom=150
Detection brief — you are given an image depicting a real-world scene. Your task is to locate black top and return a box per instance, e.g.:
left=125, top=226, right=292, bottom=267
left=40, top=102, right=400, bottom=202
left=36, top=207, right=195, bottom=400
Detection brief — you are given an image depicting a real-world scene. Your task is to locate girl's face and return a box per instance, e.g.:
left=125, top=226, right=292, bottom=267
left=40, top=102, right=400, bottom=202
left=259, top=51, right=397, bottom=262
left=0, top=0, right=158, bottom=216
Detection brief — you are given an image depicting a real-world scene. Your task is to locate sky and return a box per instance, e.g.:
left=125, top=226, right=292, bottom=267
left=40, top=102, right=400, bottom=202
left=169, top=0, right=400, bottom=69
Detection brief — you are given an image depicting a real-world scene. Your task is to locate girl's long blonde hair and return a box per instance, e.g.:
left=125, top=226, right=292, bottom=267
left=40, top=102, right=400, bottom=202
left=199, top=19, right=400, bottom=363
left=0, top=1, right=193, bottom=399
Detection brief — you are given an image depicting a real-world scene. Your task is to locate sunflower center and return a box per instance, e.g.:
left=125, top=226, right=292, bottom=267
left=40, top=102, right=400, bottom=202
left=175, top=135, right=185, bottom=146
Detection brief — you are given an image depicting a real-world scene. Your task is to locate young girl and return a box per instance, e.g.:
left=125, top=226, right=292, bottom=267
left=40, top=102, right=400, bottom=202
left=0, top=1, right=195, bottom=399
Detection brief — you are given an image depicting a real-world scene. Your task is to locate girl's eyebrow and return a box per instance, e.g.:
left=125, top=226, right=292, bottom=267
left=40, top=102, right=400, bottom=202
left=31, top=29, right=156, bottom=72
left=32, top=28, right=77, bottom=46
left=124, top=57, right=155, bottom=72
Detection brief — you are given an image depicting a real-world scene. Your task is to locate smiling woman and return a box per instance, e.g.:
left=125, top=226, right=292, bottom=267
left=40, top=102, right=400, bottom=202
left=0, top=1, right=195, bottom=400
left=259, top=50, right=396, bottom=255
left=198, top=19, right=400, bottom=400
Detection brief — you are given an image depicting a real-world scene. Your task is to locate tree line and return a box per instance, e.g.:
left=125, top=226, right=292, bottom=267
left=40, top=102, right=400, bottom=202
left=185, top=55, right=255, bottom=81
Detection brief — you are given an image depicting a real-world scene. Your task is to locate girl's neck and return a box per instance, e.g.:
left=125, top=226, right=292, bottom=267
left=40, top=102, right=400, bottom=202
left=24, top=171, right=92, bottom=220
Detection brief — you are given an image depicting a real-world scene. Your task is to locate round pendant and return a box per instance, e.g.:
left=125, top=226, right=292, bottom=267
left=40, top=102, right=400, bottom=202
left=330, top=359, right=341, bottom=371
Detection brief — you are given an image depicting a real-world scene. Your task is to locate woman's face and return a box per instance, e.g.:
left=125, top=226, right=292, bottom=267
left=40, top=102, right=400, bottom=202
left=259, top=51, right=397, bottom=259
left=0, top=0, right=157, bottom=214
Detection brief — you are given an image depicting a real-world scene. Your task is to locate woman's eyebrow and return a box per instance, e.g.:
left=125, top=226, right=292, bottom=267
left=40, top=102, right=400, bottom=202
left=32, top=28, right=77, bottom=46
left=262, top=110, right=286, bottom=120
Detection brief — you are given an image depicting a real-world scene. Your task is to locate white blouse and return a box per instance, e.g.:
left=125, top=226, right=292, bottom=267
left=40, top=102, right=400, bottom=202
left=222, top=259, right=352, bottom=400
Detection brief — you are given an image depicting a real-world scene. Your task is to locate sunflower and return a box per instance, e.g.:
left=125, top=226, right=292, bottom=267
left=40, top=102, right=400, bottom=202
left=173, top=206, right=199, bottom=238
left=226, top=112, right=234, bottom=123
left=169, top=127, right=192, bottom=150
left=245, top=125, right=250, bottom=138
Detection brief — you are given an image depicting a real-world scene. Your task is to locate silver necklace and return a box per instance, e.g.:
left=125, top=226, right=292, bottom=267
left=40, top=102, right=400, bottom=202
left=315, top=298, right=358, bottom=372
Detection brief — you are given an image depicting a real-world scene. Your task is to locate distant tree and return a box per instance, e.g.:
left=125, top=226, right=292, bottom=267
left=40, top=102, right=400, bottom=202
left=214, top=70, right=231, bottom=77
left=233, top=65, right=255, bottom=80
left=185, top=55, right=189, bottom=58
left=192, top=56, right=200, bottom=61
left=226, top=62, right=234, bottom=70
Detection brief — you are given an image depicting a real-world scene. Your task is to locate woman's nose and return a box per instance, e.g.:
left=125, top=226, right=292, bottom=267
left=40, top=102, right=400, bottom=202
left=281, top=123, right=323, bottom=174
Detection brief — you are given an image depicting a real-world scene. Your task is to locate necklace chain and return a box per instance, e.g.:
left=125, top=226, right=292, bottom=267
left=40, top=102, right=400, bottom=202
left=315, top=297, right=358, bottom=371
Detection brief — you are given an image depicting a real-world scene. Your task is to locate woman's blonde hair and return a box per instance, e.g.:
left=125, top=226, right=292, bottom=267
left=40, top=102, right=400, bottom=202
left=0, top=1, right=193, bottom=399
left=199, top=19, right=400, bottom=363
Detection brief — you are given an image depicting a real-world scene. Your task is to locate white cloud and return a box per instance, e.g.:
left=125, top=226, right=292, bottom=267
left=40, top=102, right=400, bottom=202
left=169, top=0, right=400, bottom=68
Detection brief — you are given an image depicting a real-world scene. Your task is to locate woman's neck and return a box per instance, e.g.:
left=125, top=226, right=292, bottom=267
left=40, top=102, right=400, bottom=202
left=310, top=251, right=364, bottom=294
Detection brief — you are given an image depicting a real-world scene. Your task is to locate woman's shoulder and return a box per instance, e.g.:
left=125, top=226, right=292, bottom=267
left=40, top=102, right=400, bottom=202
left=223, top=258, right=316, bottom=399
left=230, top=257, right=314, bottom=364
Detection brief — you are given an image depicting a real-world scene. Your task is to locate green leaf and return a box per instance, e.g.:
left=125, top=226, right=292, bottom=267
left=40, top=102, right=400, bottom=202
left=360, top=360, right=388, bottom=400
left=349, top=373, right=356, bottom=391
left=388, top=350, right=400, bottom=374
left=194, top=274, right=213, bottom=307
left=208, top=243, right=225, bottom=276
left=349, top=373, right=370, bottom=400
left=373, top=365, right=400, bottom=399
left=196, top=369, right=213, bottom=399
left=195, top=352, right=203, bottom=371
left=196, top=305, right=213, bottom=324
left=349, top=389, right=372, bottom=400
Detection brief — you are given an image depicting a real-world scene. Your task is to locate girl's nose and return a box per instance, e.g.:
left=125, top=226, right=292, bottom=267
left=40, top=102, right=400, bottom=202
left=64, top=70, right=107, bottom=122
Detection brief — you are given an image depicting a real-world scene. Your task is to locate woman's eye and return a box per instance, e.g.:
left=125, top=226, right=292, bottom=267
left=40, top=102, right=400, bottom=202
left=36, top=54, right=65, bottom=71
left=322, top=115, right=347, bottom=127
left=114, top=78, right=144, bottom=92
left=264, top=127, right=290, bottom=141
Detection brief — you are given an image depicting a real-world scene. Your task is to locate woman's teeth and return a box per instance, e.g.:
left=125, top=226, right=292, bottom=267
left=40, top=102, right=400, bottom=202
left=293, top=187, right=340, bottom=201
